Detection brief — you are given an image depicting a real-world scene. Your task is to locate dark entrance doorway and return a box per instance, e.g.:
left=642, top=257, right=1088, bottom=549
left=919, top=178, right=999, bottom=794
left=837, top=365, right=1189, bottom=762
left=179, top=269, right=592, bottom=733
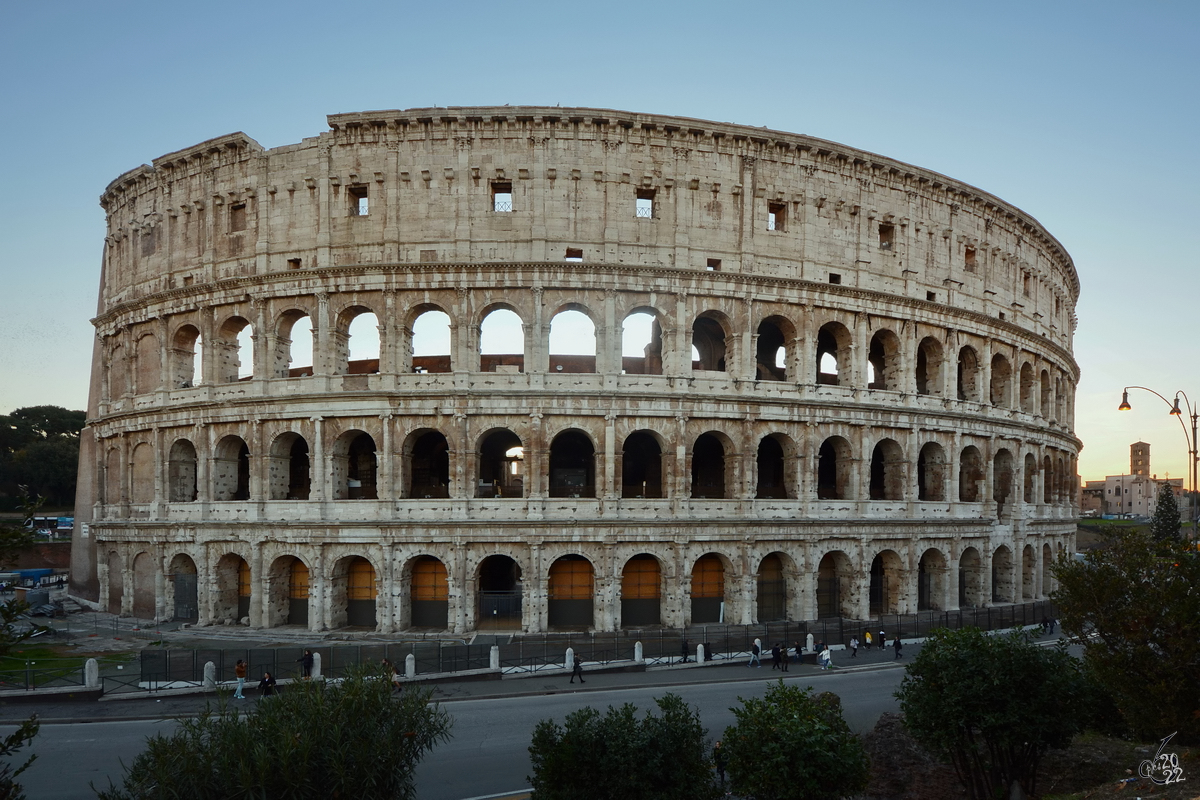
left=478, top=555, right=522, bottom=628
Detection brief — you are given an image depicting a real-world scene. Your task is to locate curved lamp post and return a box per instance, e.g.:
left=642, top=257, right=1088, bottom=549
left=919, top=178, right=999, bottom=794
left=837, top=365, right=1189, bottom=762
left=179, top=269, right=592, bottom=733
left=1119, top=386, right=1199, bottom=536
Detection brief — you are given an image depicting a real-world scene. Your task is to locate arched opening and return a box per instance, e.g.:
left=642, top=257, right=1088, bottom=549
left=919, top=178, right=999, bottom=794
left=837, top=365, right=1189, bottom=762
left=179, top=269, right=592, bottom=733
left=548, top=309, right=597, bottom=373
left=691, top=433, right=726, bottom=499
left=130, top=443, right=155, bottom=504
left=549, top=430, right=595, bottom=498
left=266, top=556, right=310, bottom=628
left=1022, top=545, right=1036, bottom=600
left=957, top=346, right=979, bottom=401
left=1039, top=370, right=1051, bottom=417
left=993, top=449, right=1014, bottom=514
left=132, top=552, right=156, bottom=619
left=135, top=333, right=160, bottom=394
left=478, top=554, right=522, bottom=629
left=268, top=432, right=310, bottom=500
left=959, top=547, right=983, bottom=607
left=477, top=430, right=524, bottom=498
left=343, top=309, right=381, bottom=374
left=168, top=439, right=198, bottom=502
left=406, top=431, right=450, bottom=498
left=621, top=431, right=663, bottom=498
left=215, top=553, right=251, bottom=623
left=332, top=556, right=377, bottom=629
left=170, top=325, right=201, bottom=388
left=756, top=553, right=786, bottom=622
left=918, top=442, right=947, bottom=501
left=816, top=551, right=854, bottom=619
left=621, top=310, right=663, bottom=375
left=548, top=555, right=594, bottom=629
left=990, top=354, right=1012, bottom=407
left=479, top=308, right=525, bottom=373
left=410, top=556, right=449, bottom=629
left=756, top=435, right=788, bottom=499
left=411, top=308, right=452, bottom=373
left=959, top=446, right=983, bottom=502
left=1041, top=542, right=1053, bottom=595
left=620, top=554, right=661, bottom=627
left=1024, top=453, right=1038, bottom=504
left=867, top=329, right=901, bottom=390
left=104, top=447, right=121, bottom=506
left=106, top=551, right=123, bottom=615
left=332, top=431, right=377, bottom=500
left=754, top=318, right=788, bottom=381
left=691, top=315, right=727, bottom=372
left=216, top=316, right=254, bottom=383
left=108, top=343, right=131, bottom=399
left=690, top=553, right=725, bottom=624
left=817, top=436, right=852, bottom=500
left=918, top=549, right=947, bottom=611
left=169, top=553, right=198, bottom=622
left=213, top=436, right=250, bottom=501
left=1056, top=456, right=1067, bottom=504
left=992, top=545, right=1014, bottom=603
left=816, top=322, right=850, bottom=386
left=288, top=558, right=310, bottom=626
left=869, top=438, right=905, bottom=501
left=277, top=312, right=314, bottom=378
left=1019, top=362, right=1035, bottom=413
left=869, top=550, right=902, bottom=615
left=915, top=336, right=944, bottom=396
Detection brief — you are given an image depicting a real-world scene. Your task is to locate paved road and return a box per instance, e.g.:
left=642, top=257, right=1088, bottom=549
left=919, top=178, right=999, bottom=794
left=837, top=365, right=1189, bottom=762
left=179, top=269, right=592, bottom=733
left=4, top=659, right=905, bottom=800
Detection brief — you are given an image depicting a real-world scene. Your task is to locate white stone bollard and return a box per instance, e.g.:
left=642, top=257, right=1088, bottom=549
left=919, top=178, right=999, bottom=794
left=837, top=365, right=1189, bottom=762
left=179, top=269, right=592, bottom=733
left=311, top=652, right=322, bottom=680
left=490, top=645, right=500, bottom=670
left=806, top=633, right=815, bottom=652
left=565, top=647, right=575, bottom=670
left=634, top=641, right=644, bottom=663
left=84, top=658, right=99, bottom=689
left=696, top=644, right=706, bottom=663
left=406, top=653, right=416, bottom=679
left=203, top=661, right=216, bottom=690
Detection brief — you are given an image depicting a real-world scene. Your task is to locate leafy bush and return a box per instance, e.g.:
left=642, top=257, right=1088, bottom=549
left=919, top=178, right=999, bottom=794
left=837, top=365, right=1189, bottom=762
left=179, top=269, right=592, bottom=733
left=94, top=667, right=452, bottom=799
left=528, top=693, right=719, bottom=800
left=721, top=682, right=868, bottom=800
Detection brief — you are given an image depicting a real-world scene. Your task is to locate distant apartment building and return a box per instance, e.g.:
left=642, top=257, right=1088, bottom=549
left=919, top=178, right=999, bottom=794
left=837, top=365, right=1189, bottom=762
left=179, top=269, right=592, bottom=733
left=1091, top=442, right=1183, bottom=517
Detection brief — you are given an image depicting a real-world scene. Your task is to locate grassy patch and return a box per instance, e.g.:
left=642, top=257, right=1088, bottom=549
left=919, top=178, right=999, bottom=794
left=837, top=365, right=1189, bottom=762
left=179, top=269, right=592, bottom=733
left=1038, top=732, right=1197, bottom=800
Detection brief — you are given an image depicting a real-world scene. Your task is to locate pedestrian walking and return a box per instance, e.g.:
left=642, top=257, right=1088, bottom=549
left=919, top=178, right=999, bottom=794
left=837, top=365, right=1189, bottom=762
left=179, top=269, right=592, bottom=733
left=298, top=649, right=314, bottom=680
left=780, top=643, right=789, bottom=672
left=864, top=630, right=873, bottom=650
left=681, top=638, right=689, bottom=664
left=570, top=655, right=585, bottom=684
left=257, top=671, right=277, bottom=698
left=771, top=643, right=781, bottom=670
left=878, top=629, right=887, bottom=650
left=893, top=636, right=903, bottom=659
left=713, top=740, right=727, bottom=785
left=793, top=640, right=803, bottom=664
left=849, top=636, right=859, bottom=658
left=748, top=641, right=761, bottom=667
left=1049, top=618, right=1056, bottom=635
left=234, top=659, right=246, bottom=699
left=1040, top=616, right=1050, bottom=635
left=819, top=646, right=833, bottom=670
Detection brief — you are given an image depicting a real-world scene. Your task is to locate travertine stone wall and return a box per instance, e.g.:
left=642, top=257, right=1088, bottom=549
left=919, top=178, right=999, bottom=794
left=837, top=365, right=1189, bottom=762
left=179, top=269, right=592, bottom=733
left=71, top=107, right=1080, bottom=633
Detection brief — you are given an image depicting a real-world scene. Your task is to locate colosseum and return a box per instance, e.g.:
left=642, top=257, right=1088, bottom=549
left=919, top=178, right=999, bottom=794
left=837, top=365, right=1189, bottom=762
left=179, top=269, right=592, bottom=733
left=70, top=106, right=1080, bottom=634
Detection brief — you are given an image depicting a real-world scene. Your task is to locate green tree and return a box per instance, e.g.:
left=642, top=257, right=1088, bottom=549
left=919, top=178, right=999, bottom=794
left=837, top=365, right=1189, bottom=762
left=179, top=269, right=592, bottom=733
left=1052, top=529, right=1200, bottom=743
left=0, top=406, right=85, bottom=507
left=719, top=682, right=867, bottom=800
left=895, top=628, right=1091, bottom=800
left=94, top=668, right=453, bottom=800
left=1150, top=482, right=1182, bottom=541
left=528, top=693, right=720, bottom=800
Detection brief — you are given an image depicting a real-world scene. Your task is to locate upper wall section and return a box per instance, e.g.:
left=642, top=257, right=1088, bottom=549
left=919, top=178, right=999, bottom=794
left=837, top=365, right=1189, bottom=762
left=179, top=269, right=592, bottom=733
left=97, top=107, right=1079, bottom=349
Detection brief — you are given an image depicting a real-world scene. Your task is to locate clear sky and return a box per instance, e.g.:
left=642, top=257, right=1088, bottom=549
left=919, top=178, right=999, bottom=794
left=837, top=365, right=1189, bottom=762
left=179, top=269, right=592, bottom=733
left=1, top=1, right=1197, bottom=485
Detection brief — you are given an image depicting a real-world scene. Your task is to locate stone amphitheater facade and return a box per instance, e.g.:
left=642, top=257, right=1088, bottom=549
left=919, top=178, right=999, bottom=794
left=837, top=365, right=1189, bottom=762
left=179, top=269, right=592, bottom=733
left=70, top=106, right=1080, bottom=634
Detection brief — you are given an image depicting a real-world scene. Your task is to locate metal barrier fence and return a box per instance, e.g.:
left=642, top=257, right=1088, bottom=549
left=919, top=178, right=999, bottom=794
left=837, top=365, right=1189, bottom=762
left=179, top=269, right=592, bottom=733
left=10, top=599, right=1059, bottom=694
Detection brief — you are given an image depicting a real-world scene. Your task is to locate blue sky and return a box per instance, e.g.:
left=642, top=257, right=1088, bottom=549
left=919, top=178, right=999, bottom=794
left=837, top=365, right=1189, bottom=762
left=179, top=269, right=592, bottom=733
left=1, top=1, right=1197, bottom=483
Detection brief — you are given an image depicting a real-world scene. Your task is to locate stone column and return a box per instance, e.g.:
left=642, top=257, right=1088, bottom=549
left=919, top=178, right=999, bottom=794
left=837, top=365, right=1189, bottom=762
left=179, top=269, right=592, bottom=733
left=310, top=417, right=327, bottom=502
left=249, top=543, right=263, bottom=628
left=602, top=412, right=618, bottom=500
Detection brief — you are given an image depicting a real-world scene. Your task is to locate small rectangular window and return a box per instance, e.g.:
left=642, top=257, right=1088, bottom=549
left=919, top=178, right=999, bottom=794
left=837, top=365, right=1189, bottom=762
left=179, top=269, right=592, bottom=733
left=998, top=311, right=1006, bottom=320
left=706, top=258, right=722, bottom=271
left=287, top=258, right=302, bottom=270
left=828, top=273, right=841, bottom=285
left=768, top=202, right=787, bottom=232
left=1023, top=273, right=1031, bottom=297
left=926, top=291, right=936, bottom=302
left=879, top=223, right=894, bottom=250
left=492, top=181, right=513, bottom=212
left=964, top=245, right=976, bottom=271
left=565, top=248, right=584, bottom=262
left=1055, top=296, right=1061, bottom=316
left=636, top=189, right=655, bottom=219
left=348, top=185, right=369, bottom=216
left=229, top=203, right=247, bottom=232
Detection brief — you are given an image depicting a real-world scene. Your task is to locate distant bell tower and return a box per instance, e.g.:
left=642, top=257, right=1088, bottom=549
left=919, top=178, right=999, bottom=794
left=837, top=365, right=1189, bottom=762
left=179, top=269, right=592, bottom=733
left=1131, top=441, right=1151, bottom=476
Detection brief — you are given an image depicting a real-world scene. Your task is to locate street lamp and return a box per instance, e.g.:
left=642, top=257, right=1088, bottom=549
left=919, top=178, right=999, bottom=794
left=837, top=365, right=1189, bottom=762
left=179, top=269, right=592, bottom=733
left=1118, top=386, right=1199, bottom=537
